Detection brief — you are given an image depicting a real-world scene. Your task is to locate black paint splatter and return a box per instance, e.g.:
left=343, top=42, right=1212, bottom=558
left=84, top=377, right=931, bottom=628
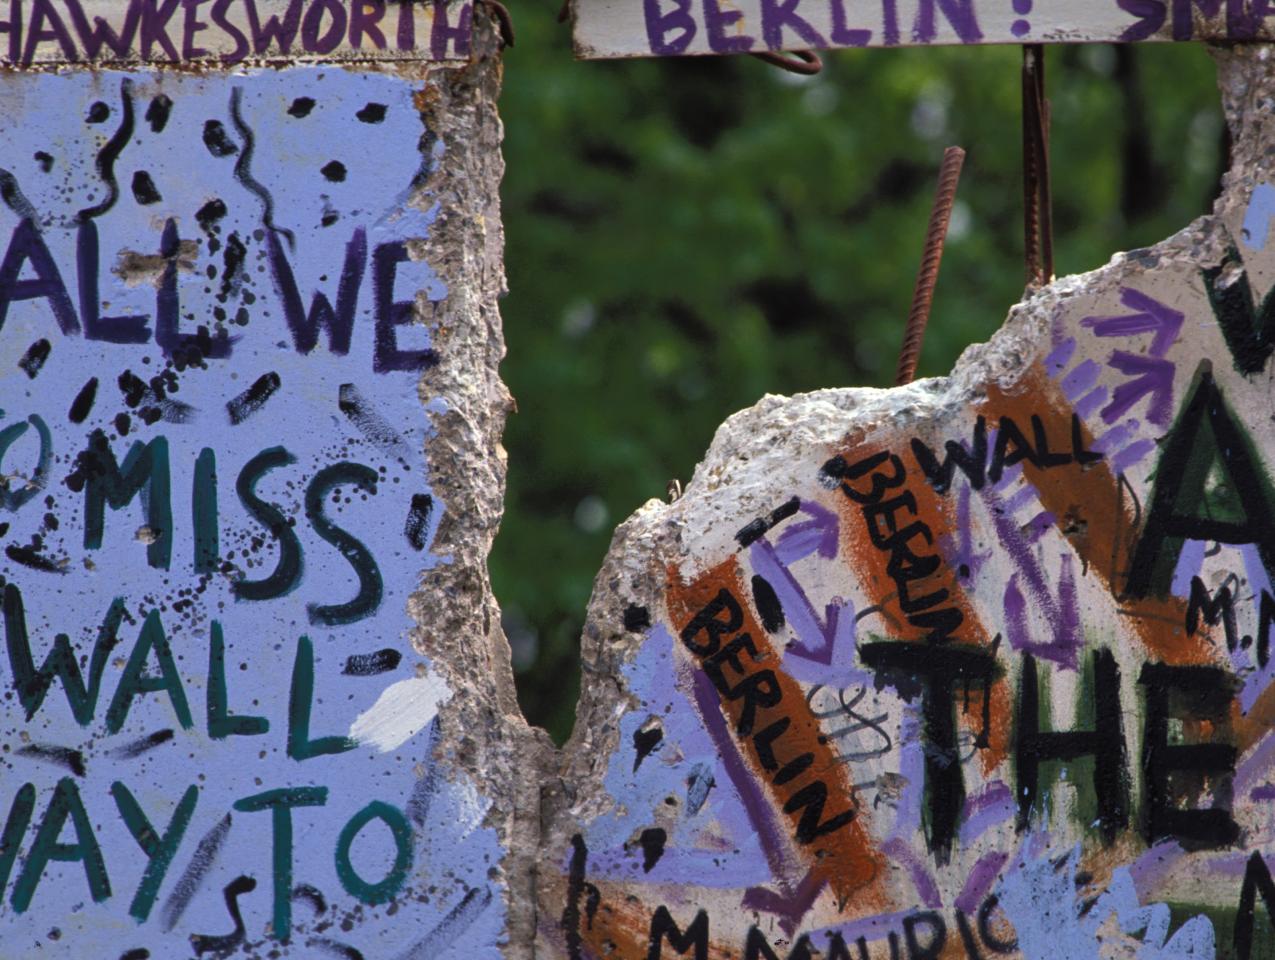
left=338, top=383, right=408, bottom=454
left=87, top=101, right=110, bottom=123
left=190, top=875, right=255, bottom=954
left=632, top=724, right=663, bottom=772
left=78, top=79, right=135, bottom=223
left=131, top=171, right=162, bottom=205
left=751, top=574, right=785, bottom=633
left=17, top=744, right=85, bottom=776
left=5, top=544, right=64, bottom=574
left=638, top=828, right=666, bottom=873
left=735, top=495, right=801, bottom=547
left=287, top=96, right=316, bottom=118
left=120, top=951, right=150, bottom=960
left=112, top=728, right=174, bottom=759
left=114, top=412, right=131, bottom=436
left=357, top=103, right=387, bottom=123
left=404, top=494, right=434, bottom=551
left=623, top=604, right=650, bottom=632
left=161, top=814, right=232, bottom=932
left=33, top=151, right=53, bottom=172
left=202, top=120, right=239, bottom=158
left=18, top=339, right=50, bottom=378
left=342, top=648, right=402, bottom=676
left=321, top=161, right=347, bottom=183
left=195, top=198, right=227, bottom=231
left=225, top=372, right=281, bottom=425
left=230, top=87, right=294, bottom=249
left=145, top=94, right=173, bottom=133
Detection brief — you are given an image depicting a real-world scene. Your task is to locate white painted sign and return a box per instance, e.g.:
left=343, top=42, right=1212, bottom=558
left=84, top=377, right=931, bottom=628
left=572, top=0, right=1274, bottom=60
left=0, top=0, right=471, bottom=65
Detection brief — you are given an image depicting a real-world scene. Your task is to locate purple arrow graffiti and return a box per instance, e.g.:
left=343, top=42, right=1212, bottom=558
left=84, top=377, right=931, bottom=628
left=747, top=500, right=858, bottom=681
left=1100, top=351, right=1175, bottom=426
left=1080, top=287, right=1184, bottom=358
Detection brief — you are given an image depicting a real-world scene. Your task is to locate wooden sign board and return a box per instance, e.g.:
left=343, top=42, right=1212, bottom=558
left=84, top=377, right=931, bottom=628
left=0, top=0, right=472, bottom=65
left=572, top=0, right=1274, bottom=60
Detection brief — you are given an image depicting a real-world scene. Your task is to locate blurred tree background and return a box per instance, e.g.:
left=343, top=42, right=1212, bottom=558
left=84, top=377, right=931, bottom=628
left=488, top=15, right=1225, bottom=742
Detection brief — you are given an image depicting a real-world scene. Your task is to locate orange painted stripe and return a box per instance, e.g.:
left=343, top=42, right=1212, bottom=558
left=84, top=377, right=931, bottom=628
left=666, top=558, right=886, bottom=912
left=981, top=364, right=1215, bottom=667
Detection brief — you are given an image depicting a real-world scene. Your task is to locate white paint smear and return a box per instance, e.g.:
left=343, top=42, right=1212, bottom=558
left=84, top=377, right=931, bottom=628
left=349, top=675, right=451, bottom=752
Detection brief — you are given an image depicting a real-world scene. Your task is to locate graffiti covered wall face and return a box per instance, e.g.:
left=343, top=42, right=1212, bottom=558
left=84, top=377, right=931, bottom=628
left=0, top=27, right=518, bottom=960
left=539, top=47, right=1275, bottom=960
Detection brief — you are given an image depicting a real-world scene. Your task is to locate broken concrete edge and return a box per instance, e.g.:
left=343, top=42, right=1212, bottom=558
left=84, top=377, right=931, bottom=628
left=540, top=33, right=1269, bottom=907
left=408, top=12, right=557, bottom=959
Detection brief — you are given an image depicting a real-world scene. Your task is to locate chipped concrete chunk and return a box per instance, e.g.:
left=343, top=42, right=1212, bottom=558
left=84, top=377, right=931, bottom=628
left=538, top=43, right=1275, bottom=960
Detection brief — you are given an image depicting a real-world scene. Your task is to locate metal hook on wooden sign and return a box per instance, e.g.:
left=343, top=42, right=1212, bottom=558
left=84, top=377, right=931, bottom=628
left=1022, top=43, right=1053, bottom=288
left=750, top=50, right=823, bottom=75
left=895, top=145, right=966, bottom=387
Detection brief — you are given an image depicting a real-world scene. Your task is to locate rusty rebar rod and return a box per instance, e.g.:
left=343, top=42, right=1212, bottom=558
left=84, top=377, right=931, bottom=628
left=895, top=145, right=966, bottom=387
left=1022, top=44, right=1054, bottom=287
left=750, top=50, right=823, bottom=75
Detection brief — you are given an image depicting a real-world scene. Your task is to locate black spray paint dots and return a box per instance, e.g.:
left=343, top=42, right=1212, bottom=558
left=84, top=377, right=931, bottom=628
left=637, top=828, right=666, bottom=872
left=86, top=101, right=110, bottom=124
left=202, top=120, right=239, bottom=158
left=111, top=728, right=175, bottom=759
left=32, top=151, right=53, bottom=172
left=632, top=722, right=663, bottom=772
left=623, top=604, right=651, bottom=632
left=357, top=103, right=387, bottom=123
left=18, top=339, right=50, bottom=378
left=735, top=495, right=800, bottom=548
left=16, top=743, right=86, bottom=777
left=145, top=95, right=173, bottom=133
left=5, top=543, right=65, bottom=574
left=288, top=97, right=316, bottom=118
left=750, top=574, right=785, bottom=633
left=404, top=494, right=434, bottom=551
left=321, top=161, right=347, bottom=183
left=131, top=171, right=162, bottom=205
left=68, top=378, right=98, bottom=423
left=342, top=648, right=403, bottom=676
left=225, top=372, right=281, bottom=425
left=195, top=198, right=228, bottom=232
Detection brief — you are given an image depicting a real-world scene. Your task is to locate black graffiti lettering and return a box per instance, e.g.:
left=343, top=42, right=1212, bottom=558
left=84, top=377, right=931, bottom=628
left=3, top=582, right=124, bottom=724
left=70, top=429, right=172, bottom=569
left=910, top=417, right=986, bottom=493
left=822, top=450, right=906, bottom=506
left=859, top=641, right=996, bottom=864
left=1125, top=367, right=1275, bottom=599
left=304, top=462, right=382, bottom=626
left=681, top=588, right=855, bottom=845
left=1139, top=662, right=1239, bottom=849
left=1235, top=851, right=1275, bottom=960
left=232, top=445, right=302, bottom=601
left=1186, top=575, right=1238, bottom=648
left=902, top=911, right=946, bottom=960
left=1016, top=649, right=1129, bottom=843
left=269, top=227, right=366, bottom=356
left=1202, top=246, right=1275, bottom=375
left=679, top=588, right=743, bottom=657
left=702, top=632, right=780, bottom=737
left=647, top=905, right=709, bottom=960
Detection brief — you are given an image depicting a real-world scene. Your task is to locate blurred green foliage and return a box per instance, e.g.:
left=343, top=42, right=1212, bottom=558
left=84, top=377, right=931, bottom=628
left=490, top=13, right=1225, bottom=742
